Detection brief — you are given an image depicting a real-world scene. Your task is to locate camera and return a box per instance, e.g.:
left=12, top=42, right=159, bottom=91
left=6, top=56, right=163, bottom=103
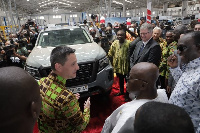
left=105, top=30, right=113, bottom=38
left=101, top=36, right=109, bottom=44
left=2, top=44, right=16, bottom=57
left=24, top=19, right=35, bottom=29
left=91, top=14, right=97, bottom=20
left=17, top=40, right=27, bottom=48
left=140, top=17, right=145, bottom=21
left=24, top=23, right=30, bottom=29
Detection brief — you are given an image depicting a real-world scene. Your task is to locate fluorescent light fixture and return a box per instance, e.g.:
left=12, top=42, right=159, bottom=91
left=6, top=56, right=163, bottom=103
left=125, top=0, right=132, bottom=3
left=113, top=0, right=123, bottom=5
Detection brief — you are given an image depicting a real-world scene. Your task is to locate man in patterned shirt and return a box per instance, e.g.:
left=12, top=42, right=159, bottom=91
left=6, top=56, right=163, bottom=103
left=108, top=30, right=131, bottom=101
left=159, top=31, right=177, bottom=90
left=38, top=46, right=91, bottom=133
left=168, top=31, right=200, bottom=132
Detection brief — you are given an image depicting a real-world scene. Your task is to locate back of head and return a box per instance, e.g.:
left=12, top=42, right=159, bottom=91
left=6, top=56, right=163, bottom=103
left=0, top=67, right=41, bottom=132
left=131, top=62, right=159, bottom=86
left=186, top=31, right=200, bottom=48
left=128, top=62, right=159, bottom=99
left=174, top=24, right=187, bottom=34
left=134, top=101, right=195, bottom=133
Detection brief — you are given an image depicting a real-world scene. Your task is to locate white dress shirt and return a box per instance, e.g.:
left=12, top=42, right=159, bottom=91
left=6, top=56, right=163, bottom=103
left=101, top=89, right=168, bottom=133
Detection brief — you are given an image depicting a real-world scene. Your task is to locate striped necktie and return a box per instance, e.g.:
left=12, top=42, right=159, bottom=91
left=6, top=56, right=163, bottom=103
left=138, top=43, right=144, bottom=55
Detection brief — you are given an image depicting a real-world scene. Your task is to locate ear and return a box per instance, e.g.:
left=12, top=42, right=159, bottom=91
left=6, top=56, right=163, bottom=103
left=31, top=101, right=39, bottom=120
left=55, top=63, right=62, bottom=72
left=140, top=82, right=147, bottom=90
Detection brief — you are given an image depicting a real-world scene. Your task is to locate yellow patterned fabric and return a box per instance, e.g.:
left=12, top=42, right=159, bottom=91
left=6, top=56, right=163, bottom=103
left=108, top=39, right=130, bottom=75
left=159, top=41, right=177, bottom=79
left=38, top=72, right=90, bottom=133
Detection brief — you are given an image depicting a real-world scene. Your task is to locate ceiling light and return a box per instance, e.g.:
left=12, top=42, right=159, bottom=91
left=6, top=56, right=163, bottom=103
left=125, top=0, right=132, bottom=3
left=113, top=1, right=123, bottom=5
left=78, top=4, right=80, bottom=5
left=75, top=7, right=76, bottom=8
left=27, top=0, right=29, bottom=1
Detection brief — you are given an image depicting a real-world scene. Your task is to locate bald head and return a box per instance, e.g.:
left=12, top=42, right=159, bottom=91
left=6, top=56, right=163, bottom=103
left=131, top=62, right=159, bottom=84
left=0, top=67, right=41, bottom=133
left=127, top=62, right=159, bottom=100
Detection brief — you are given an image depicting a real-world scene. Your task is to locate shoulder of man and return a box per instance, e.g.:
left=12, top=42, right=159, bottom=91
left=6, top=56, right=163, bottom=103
left=150, top=38, right=160, bottom=46
left=130, top=37, right=141, bottom=46
left=112, top=40, right=119, bottom=45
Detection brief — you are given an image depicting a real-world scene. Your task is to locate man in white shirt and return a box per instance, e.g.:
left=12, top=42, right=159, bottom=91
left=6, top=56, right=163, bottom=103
left=101, top=62, right=168, bottom=133
left=168, top=31, right=200, bottom=133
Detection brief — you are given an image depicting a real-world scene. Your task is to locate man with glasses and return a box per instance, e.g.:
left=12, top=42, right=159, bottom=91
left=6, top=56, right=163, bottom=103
left=130, top=23, right=161, bottom=69
left=101, top=62, right=168, bottom=133
left=168, top=31, right=200, bottom=133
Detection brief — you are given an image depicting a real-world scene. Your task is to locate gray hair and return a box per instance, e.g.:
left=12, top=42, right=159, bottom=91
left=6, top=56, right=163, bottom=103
left=140, top=23, right=153, bottom=33
left=153, top=26, right=162, bottom=33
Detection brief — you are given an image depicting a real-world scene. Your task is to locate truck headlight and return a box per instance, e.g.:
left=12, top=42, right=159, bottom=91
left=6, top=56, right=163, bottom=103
left=98, top=56, right=109, bottom=72
left=25, top=65, right=41, bottom=79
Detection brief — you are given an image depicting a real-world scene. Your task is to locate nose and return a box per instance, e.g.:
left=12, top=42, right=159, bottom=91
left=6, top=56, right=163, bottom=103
left=76, top=64, right=79, bottom=70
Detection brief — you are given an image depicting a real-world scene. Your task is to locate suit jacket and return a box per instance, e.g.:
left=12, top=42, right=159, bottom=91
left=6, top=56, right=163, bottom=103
left=130, top=38, right=161, bottom=69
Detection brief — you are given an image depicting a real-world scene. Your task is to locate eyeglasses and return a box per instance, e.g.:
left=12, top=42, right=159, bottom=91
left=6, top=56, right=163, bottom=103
left=194, top=28, right=200, bottom=31
left=177, top=45, right=187, bottom=52
left=127, top=77, right=148, bottom=84
left=140, top=32, right=149, bottom=36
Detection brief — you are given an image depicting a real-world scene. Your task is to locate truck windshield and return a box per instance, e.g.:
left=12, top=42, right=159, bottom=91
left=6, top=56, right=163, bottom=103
left=37, top=28, right=92, bottom=47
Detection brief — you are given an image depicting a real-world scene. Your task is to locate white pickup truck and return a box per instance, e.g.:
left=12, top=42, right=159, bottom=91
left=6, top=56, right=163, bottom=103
left=25, top=26, right=113, bottom=97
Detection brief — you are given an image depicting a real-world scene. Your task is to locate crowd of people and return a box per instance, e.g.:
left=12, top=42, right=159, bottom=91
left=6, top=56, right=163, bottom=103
left=0, top=17, right=200, bottom=133
left=88, top=19, right=200, bottom=133
left=0, top=19, right=38, bottom=68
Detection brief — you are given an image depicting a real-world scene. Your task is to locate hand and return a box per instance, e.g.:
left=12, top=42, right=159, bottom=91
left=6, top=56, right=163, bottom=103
left=167, top=54, right=178, bottom=68
left=84, top=97, right=90, bottom=109
left=166, top=86, right=171, bottom=94
left=74, top=93, right=80, bottom=100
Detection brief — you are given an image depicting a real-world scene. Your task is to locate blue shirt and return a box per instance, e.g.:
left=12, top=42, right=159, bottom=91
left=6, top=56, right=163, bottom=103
left=169, top=57, right=200, bottom=132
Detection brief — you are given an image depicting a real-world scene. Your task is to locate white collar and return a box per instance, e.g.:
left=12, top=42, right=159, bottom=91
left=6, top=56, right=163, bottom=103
left=142, top=37, right=152, bottom=47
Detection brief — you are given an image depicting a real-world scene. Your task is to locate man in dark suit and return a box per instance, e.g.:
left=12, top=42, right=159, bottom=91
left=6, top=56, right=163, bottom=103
left=130, top=23, right=161, bottom=69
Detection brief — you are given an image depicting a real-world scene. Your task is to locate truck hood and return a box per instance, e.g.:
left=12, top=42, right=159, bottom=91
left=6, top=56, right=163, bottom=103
left=26, top=43, right=106, bottom=68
